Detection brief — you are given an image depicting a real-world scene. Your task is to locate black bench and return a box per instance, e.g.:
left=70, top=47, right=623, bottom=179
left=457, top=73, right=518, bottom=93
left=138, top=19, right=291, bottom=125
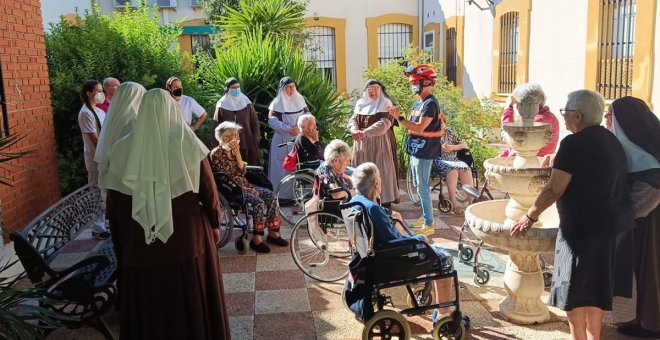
left=10, top=184, right=117, bottom=339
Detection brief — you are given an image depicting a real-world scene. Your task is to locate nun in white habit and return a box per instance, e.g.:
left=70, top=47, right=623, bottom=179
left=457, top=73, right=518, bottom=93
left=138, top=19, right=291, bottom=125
left=267, top=77, right=309, bottom=199
left=212, top=77, right=261, bottom=165
left=348, top=80, right=400, bottom=205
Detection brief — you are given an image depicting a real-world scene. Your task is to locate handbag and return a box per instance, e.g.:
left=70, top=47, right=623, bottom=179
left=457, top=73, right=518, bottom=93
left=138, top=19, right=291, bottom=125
left=282, top=147, right=298, bottom=172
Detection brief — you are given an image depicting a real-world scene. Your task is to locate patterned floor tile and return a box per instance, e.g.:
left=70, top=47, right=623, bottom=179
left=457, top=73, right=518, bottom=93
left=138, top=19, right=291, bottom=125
left=221, top=255, right=258, bottom=273
left=223, top=272, right=255, bottom=293
left=255, top=269, right=306, bottom=290
left=255, top=253, right=298, bottom=272
left=307, top=282, right=345, bottom=312
left=226, top=292, right=255, bottom=316
left=255, top=288, right=310, bottom=314
left=313, top=310, right=363, bottom=340
left=254, top=312, right=315, bottom=340
left=229, top=315, right=254, bottom=340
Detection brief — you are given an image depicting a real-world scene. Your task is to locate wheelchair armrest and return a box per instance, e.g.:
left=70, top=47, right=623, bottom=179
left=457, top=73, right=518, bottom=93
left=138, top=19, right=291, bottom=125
left=328, top=187, right=352, bottom=201
left=246, top=165, right=264, bottom=172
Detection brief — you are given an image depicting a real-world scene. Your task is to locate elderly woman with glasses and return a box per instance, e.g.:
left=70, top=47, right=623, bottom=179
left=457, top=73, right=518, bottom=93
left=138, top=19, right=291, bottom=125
left=511, top=90, right=633, bottom=340
left=316, top=139, right=355, bottom=201
left=210, top=122, right=288, bottom=254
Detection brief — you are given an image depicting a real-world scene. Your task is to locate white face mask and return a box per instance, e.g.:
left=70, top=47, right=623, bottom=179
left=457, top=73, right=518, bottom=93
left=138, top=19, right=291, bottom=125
left=94, top=92, right=106, bottom=104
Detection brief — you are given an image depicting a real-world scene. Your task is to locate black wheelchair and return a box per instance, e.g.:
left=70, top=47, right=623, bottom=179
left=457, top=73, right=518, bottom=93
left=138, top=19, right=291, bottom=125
left=213, top=165, right=274, bottom=254
left=340, top=201, right=466, bottom=340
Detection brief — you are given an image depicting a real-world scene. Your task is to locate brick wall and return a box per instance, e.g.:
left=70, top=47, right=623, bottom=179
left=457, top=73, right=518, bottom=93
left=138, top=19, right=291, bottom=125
left=0, top=0, right=61, bottom=235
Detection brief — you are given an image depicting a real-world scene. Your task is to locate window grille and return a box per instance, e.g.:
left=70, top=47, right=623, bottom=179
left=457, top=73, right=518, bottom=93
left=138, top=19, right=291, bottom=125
left=498, top=11, right=519, bottom=93
left=445, top=28, right=458, bottom=85
left=597, top=0, right=636, bottom=100
left=191, top=34, right=212, bottom=56
left=424, top=31, right=435, bottom=61
left=377, top=23, right=412, bottom=65
left=304, top=26, right=337, bottom=90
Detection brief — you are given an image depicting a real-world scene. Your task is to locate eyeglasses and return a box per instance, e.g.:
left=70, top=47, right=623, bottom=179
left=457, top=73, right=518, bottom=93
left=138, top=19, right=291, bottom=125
left=559, top=108, right=580, bottom=117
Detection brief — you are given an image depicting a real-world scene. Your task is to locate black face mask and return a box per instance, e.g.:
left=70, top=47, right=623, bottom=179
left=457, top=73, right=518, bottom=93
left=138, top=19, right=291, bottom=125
left=171, top=88, right=183, bottom=97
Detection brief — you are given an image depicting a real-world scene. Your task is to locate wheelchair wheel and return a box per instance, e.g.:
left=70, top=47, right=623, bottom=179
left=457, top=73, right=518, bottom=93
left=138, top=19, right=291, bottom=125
left=458, top=244, right=474, bottom=262
left=433, top=316, right=465, bottom=340
left=276, top=173, right=315, bottom=225
left=290, top=211, right=350, bottom=282
left=406, top=285, right=435, bottom=309
left=363, top=310, right=411, bottom=340
left=473, top=268, right=490, bottom=286
left=216, top=194, right=234, bottom=248
left=437, top=198, right=452, bottom=213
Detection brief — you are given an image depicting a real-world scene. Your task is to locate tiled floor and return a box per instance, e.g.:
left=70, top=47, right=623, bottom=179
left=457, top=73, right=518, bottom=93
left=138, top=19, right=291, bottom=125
left=46, top=186, right=643, bottom=340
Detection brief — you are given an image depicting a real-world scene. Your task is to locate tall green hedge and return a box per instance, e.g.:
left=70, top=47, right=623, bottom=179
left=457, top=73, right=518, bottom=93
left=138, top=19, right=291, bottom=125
left=46, top=5, right=198, bottom=195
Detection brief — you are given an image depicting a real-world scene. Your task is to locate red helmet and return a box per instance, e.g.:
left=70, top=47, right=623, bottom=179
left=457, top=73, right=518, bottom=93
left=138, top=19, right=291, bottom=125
left=405, top=64, right=437, bottom=82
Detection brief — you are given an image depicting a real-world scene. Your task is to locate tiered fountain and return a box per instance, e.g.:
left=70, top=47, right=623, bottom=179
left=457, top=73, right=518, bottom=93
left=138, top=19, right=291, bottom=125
left=464, top=91, right=559, bottom=324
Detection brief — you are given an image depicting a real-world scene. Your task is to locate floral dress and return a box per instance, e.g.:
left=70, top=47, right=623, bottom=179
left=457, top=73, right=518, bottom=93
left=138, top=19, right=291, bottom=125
left=434, top=127, right=470, bottom=175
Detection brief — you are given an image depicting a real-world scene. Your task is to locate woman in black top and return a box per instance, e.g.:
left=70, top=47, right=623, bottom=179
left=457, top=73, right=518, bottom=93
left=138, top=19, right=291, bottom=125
left=511, top=90, right=633, bottom=340
left=294, top=113, right=323, bottom=169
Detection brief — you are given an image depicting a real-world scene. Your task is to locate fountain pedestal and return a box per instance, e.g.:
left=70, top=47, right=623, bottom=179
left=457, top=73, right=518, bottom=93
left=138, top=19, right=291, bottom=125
left=500, top=251, right=549, bottom=323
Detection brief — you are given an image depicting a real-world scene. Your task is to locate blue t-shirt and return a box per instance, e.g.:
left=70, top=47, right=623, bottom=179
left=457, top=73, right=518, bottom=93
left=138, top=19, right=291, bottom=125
left=350, top=194, right=425, bottom=248
left=405, top=94, right=443, bottom=159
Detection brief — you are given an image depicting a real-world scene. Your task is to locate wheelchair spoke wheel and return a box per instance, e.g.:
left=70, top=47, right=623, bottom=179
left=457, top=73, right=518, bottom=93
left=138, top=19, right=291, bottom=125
left=363, top=310, right=411, bottom=340
left=290, top=211, right=350, bottom=282
left=276, top=173, right=315, bottom=225
left=406, top=286, right=435, bottom=309
left=433, top=316, right=465, bottom=340
left=216, top=194, right=234, bottom=248
left=406, top=168, right=421, bottom=205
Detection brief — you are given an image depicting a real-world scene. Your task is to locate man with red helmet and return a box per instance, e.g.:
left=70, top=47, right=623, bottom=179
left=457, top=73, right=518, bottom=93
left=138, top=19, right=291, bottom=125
left=387, top=64, right=445, bottom=233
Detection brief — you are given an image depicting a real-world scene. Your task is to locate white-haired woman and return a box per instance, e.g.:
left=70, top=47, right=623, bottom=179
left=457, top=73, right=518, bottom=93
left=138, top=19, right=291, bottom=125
left=511, top=90, right=633, bottom=340
left=294, top=113, right=323, bottom=167
left=501, top=83, right=559, bottom=165
left=210, top=121, right=288, bottom=253
left=316, top=140, right=354, bottom=200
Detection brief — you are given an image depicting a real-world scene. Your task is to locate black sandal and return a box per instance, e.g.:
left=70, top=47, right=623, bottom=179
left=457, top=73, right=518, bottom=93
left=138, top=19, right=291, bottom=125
left=249, top=240, right=271, bottom=253
left=266, top=235, right=289, bottom=247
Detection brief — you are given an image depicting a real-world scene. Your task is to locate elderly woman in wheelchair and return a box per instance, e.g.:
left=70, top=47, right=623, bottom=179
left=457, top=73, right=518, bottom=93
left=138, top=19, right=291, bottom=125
left=342, top=162, right=469, bottom=339
left=211, top=122, right=289, bottom=254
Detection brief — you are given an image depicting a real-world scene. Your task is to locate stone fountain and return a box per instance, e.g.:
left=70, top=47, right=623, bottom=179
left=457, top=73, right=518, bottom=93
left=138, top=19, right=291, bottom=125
left=464, top=94, right=559, bottom=324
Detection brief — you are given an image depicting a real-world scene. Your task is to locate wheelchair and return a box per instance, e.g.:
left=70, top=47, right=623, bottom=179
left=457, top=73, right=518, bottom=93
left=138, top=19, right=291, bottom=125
left=406, top=148, right=491, bottom=213
left=213, top=165, right=274, bottom=254
left=289, top=178, right=352, bottom=282
left=340, top=201, right=466, bottom=340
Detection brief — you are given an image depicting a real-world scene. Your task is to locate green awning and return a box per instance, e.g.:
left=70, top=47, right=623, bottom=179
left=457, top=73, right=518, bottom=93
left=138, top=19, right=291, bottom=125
left=181, top=25, right=219, bottom=35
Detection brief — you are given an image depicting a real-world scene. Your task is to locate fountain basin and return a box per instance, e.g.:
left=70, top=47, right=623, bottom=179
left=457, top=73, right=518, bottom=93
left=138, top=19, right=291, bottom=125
left=484, top=157, right=551, bottom=197
left=465, top=200, right=558, bottom=253
left=502, top=122, right=552, bottom=168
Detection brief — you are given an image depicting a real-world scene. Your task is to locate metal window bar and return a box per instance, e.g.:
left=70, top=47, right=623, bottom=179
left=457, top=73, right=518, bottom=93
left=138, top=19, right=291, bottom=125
left=445, top=28, right=458, bottom=85
left=377, top=24, right=412, bottom=65
left=191, top=34, right=212, bottom=56
left=597, top=0, right=635, bottom=100
left=498, top=12, right=519, bottom=93
left=304, top=26, right=337, bottom=90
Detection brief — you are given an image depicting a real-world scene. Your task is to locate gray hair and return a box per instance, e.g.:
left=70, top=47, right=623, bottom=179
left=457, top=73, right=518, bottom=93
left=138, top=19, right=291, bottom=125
left=297, top=113, right=315, bottom=130
left=214, top=121, right=242, bottom=144
left=102, top=77, right=119, bottom=89
left=565, top=90, right=605, bottom=126
left=513, top=83, right=546, bottom=117
left=352, top=162, right=380, bottom=195
left=323, top=139, right=351, bottom=162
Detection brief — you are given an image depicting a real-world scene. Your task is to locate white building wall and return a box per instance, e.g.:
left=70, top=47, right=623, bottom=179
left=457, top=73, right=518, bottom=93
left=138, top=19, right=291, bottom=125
left=305, top=0, right=418, bottom=93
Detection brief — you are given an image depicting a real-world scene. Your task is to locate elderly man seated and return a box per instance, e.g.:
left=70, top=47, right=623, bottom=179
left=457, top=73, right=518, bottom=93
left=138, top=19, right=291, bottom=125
left=349, top=162, right=470, bottom=328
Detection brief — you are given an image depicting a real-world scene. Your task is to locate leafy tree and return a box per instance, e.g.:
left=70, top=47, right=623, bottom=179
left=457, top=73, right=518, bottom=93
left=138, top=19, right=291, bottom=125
left=363, top=47, right=500, bottom=176
left=200, top=0, right=240, bottom=22
left=46, top=4, right=197, bottom=194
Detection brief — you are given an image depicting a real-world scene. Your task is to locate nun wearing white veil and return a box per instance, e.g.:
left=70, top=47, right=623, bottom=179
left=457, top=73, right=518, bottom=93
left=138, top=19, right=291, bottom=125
left=348, top=80, right=400, bottom=205
left=267, top=77, right=309, bottom=199
left=104, top=88, right=230, bottom=339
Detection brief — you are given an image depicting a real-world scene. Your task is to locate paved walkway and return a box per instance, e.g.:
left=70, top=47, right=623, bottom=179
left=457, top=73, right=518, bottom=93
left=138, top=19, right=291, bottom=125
left=47, top=186, right=642, bottom=340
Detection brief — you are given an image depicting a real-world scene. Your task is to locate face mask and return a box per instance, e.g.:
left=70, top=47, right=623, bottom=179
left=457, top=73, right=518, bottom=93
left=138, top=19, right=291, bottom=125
left=230, top=88, right=241, bottom=97
left=411, top=84, right=421, bottom=95
left=171, top=88, right=183, bottom=97
left=94, top=92, right=105, bottom=104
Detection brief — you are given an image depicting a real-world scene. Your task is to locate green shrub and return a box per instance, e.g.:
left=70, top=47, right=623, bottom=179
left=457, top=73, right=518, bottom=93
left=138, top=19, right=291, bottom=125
left=363, top=47, right=501, bottom=178
left=46, top=4, right=197, bottom=195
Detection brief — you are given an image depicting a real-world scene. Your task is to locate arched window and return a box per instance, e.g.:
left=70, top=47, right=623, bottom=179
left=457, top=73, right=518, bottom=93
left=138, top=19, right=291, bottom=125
left=597, top=0, right=636, bottom=99
left=305, top=26, right=337, bottom=90
left=377, top=23, right=412, bottom=65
